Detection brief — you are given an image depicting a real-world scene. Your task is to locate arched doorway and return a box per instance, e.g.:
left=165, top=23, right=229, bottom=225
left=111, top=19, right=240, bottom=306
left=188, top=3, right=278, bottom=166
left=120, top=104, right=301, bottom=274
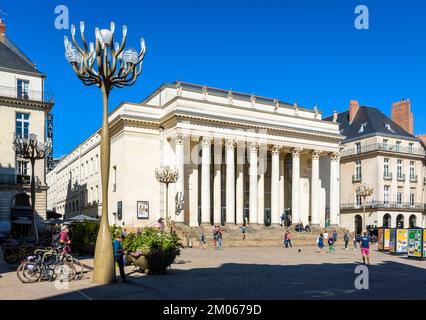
left=396, top=214, right=404, bottom=228
left=10, top=193, right=32, bottom=237
left=383, top=214, right=391, bottom=228
left=409, top=215, right=417, bottom=228
left=354, top=215, right=363, bottom=235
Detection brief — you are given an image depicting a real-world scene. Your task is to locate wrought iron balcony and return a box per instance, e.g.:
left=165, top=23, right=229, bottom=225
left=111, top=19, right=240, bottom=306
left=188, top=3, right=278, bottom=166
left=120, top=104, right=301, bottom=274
left=341, top=143, right=426, bottom=158
left=352, top=174, right=362, bottom=183
left=0, top=85, right=54, bottom=104
left=383, top=172, right=393, bottom=180
left=341, top=201, right=424, bottom=211
left=397, top=173, right=405, bottom=182
left=410, top=174, right=418, bottom=183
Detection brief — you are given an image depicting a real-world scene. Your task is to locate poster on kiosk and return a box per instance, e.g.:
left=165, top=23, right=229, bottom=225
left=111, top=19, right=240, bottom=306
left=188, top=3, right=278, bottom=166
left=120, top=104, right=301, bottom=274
left=407, top=228, right=424, bottom=260
left=378, top=228, right=384, bottom=251
left=389, top=228, right=408, bottom=254
left=383, top=228, right=391, bottom=252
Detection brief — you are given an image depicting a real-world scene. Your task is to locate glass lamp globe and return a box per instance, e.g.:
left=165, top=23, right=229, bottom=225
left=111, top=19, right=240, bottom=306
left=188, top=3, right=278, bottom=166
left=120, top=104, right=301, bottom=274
left=65, top=47, right=82, bottom=64
left=100, top=29, right=113, bottom=45
left=122, top=48, right=139, bottom=65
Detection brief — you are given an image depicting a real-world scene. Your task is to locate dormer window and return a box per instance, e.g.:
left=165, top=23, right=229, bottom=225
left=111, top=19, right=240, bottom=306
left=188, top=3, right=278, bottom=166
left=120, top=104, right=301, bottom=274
left=358, top=122, right=367, bottom=133
left=385, top=123, right=395, bottom=133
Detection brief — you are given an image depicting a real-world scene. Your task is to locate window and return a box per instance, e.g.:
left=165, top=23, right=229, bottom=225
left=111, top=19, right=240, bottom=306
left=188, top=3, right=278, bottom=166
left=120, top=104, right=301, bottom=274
left=410, top=161, right=415, bottom=179
left=356, top=194, right=362, bottom=208
left=96, top=185, right=99, bottom=203
left=358, top=123, right=367, bottom=133
left=410, top=193, right=415, bottom=207
left=397, top=192, right=402, bottom=206
left=355, top=142, right=361, bottom=154
left=91, top=158, right=95, bottom=175
left=95, top=155, right=99, bottom=173
left=408, top=143, right=414, bottom=154
left=384, top=158, right=390, bottom=177
left=396, top=141, right=401, bottom=152
left=85, top=161, right=89, bottom=178
left=384, top=186, right=390, bottom=206
left=17, top=161, right=28, bottom=175
left=17, top=79, right=29, bottom=99
left=383, top=139, right=389, bottom=150
left=15, top=113, right=30, bottom=139
left=113, top=165, right=117, bottom=192
left=385, top=124, right=395, bottom=133
left=397, top=160, right=403, bottom=178
left=355, top=161, right=362, bottom=179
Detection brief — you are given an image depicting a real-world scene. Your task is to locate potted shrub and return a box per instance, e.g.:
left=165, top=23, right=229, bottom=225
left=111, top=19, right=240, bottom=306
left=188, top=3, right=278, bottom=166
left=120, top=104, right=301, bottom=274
left=124, top=227, right=182, bottom=274
left=69, top=221, right=99, bottom=255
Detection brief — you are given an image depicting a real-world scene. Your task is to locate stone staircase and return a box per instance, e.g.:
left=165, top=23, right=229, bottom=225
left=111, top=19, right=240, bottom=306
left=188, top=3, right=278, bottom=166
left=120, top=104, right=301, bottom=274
left=173, top=223, right=349, bottom=248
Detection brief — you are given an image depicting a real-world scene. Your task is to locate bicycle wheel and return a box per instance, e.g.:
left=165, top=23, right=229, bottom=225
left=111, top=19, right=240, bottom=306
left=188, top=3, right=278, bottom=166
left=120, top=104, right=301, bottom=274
left=70, top=258, right=84, bottom=280
left=54, top=261, right=76, bottom=282
left=16, top=261, right=41, bottom=283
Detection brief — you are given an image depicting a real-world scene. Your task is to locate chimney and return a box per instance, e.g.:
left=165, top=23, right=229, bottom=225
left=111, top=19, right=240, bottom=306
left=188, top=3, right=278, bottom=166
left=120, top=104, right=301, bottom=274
left=417, top=134, right=426, bottom=146
left=349, top=100, right=359, bottom=123
left=391, top=99, right=413, bottom=134
left=0, top=19, right=5, bottom=42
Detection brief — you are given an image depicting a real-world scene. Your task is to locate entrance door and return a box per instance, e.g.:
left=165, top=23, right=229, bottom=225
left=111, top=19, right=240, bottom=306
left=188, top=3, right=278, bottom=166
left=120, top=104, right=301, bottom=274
left=354, top=215, right=363, bottom=235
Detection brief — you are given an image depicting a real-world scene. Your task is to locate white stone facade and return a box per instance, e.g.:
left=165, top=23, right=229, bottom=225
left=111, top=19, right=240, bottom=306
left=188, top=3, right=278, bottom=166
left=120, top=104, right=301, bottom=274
left=47, top=82, right=342, bottom=230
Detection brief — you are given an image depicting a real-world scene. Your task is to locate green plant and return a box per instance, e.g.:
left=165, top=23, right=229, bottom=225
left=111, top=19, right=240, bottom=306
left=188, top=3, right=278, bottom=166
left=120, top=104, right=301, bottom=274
left=69, top=221, right=99, bottom=246
left=123, top=227, right=182, bottom=257
left=110, top=225, right=123, bottom=239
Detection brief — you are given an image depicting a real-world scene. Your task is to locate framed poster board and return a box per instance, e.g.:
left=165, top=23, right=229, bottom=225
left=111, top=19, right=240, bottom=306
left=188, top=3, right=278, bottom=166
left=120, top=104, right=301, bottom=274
left=378, top=227, right=384, bottom=251
left=423, top=229, right=426, bottom=258
left=396, top=229, right=408, bottom=254
left=389, top=228, right=396, bottom=254
left=137, top=201, right=149, bottom=219
left=407, top=228, right=423, bottom=259
left=384, top=228, right=390, bottom=251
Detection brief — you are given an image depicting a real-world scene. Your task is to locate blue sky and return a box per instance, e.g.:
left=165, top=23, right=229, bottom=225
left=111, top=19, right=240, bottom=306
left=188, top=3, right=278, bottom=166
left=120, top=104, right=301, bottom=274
left=2, top=0, right=426, bottom=157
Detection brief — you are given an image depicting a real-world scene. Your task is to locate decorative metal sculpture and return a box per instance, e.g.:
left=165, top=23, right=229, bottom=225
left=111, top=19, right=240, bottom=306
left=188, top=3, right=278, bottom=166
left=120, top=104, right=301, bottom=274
left=356, top=184, right=374, bottom=231
left=64, top=21, right=146, bottom=285
left=14, top=134, right=51, bottom=243
left=155, top=166, right=179, bottom=232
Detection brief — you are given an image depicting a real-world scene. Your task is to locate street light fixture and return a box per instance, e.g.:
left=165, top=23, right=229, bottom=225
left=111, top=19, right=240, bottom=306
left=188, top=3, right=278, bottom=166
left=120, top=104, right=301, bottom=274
left=355, top=183, right=374, bottom=232
left=13, top=134, right=51, bottom=244
left=155, top=166, right=179, bottom=232
left=64, top=21, right=146, bottom=285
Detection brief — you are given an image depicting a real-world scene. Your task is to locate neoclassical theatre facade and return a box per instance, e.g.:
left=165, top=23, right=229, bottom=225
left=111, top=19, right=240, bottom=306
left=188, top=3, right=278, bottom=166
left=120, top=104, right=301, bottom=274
left=47, top=82, right=343, bottom=229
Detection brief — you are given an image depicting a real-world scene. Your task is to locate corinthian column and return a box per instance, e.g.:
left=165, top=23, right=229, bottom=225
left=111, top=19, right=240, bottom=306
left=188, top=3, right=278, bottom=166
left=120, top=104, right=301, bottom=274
left=311, top=150, right=321, bottom=226
left=292, top=148, right=302, bottom=224
left=249, top=143, right=258, bottom=224
left=236, top=141, right=245, bottom=225
left=201, top=137, right=211, bottom=224
left=225, top=140, right=235, bottom=224
left=329, top=152, right=340, bottom=226
left=271, top=145, right=280, bottom=225
left=175, top=134, right=185, bottom=223
left=213, top=139, right=222, bottom=225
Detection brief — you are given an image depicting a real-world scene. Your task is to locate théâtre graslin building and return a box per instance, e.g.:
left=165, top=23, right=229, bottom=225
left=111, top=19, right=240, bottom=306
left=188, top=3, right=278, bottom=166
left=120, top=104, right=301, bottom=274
left=47, top=81, right=344, bottom=231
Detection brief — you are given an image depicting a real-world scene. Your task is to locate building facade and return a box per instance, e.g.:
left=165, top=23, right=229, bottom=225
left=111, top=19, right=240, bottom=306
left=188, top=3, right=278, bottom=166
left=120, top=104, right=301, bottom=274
left=47, top=82, right=342, bottom=230
left=332, top=100, right=426, bottom=233
left=0, top=19, right=54, bottom=233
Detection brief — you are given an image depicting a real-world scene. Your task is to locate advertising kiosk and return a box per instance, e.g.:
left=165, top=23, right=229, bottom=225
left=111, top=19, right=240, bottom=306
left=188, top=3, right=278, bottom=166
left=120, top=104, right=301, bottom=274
left=407, top=228, right=425, bottom=260
left=378, top=227, right=391, bottom=252
left=389, top=228, right=408, bottom=255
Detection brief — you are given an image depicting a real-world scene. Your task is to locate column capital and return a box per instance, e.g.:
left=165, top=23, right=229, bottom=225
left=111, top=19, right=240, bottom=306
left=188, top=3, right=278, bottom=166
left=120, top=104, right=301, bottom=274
left=312, top=150, right=321, bottom=160
left=329, top=152, right=340, bottom=161
left=271, top=145, right=281, bottom=156
left=292, top=147, right=302, bottom=158
left=174, top=133, right=184, bottom=145
left=201, top=136, right=211, bottom=148
left=225, top=139, right=236, bottom=151
left=249, top=142, right=258, bottom=153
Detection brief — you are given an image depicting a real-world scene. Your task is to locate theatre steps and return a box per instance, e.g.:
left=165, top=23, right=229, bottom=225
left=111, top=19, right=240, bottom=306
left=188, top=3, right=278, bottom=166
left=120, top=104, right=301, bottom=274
left=173, top=224, right=350, bottom=248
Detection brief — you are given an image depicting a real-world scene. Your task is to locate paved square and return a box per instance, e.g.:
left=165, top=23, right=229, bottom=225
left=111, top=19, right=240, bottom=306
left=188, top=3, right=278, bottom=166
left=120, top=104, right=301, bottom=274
left=1, top=245, right=425, bottom=300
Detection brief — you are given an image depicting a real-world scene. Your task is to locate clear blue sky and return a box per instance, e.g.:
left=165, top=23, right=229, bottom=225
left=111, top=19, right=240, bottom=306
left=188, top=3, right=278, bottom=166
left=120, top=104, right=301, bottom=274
left=2, top=0, right=426, bottom=157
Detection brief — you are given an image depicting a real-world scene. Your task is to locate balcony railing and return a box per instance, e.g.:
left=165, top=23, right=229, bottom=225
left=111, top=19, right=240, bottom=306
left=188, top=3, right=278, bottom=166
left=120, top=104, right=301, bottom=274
left=410, top=174, right=418, bottom=183
left=383, top=172, right=393, bottom=180
left=352, top=174, right=362, bottom=183
left=341, top=201, right=424, bottom=211
left=397, top=174, right=405, bottom=182
left=0, top=174, right=41, bottom=186
left=0, top=85, right=54, bottom=104
left=341, top=143, right=426, bottom=157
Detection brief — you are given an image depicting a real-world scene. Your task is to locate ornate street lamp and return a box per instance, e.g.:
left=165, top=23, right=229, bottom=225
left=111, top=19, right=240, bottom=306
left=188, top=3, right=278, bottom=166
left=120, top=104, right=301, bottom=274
left=155, top=166, right=179, bottom=232
left=355, top=184, right=374, bottom=232
left=13, top=134, right=51, bottom=244
left=64, top=21, right=146, bottom=284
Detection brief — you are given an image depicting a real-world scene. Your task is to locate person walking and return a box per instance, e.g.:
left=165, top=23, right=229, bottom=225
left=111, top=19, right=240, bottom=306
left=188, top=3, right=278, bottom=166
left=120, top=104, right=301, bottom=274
left=332, top=230, right=338, bottom=243
left=287, top=231, right=293, bottom=248
left=212, top=225, right=218, bottom=248
left=59, top=225, right=72, bottom=254
left=353, top=232, right=358, bottom=250
left=316, top=233, right=324, bottom=253
left=343, top=232, right=350, bottom=250
left=215, top=226, right=223, bottom=249
left=358, top=231, right=372, bottom=265
left=199, top=233, right=206, bottom=249
left=328, top=235, right=336, bottom=253
left=283, top=231, right=289, bottom=248
left=240, top=226, right=246, bottom=240
left=113, top=233, right=126, bottom=281
left=323, top=230, right=329, bottom=242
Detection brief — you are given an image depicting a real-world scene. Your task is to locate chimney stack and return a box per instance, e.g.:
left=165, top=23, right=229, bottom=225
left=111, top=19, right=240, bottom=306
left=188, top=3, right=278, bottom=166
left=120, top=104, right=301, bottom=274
left=349, top=100, right=359, bottom=123
left=0, top=19, right=5, bottom=42
left=391, top=99, right=413, bottom=134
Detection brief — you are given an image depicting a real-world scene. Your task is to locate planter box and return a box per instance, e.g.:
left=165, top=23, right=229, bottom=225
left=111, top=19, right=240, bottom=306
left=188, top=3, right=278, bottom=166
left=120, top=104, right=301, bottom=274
left=128, top=251, right=178, bottom=275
